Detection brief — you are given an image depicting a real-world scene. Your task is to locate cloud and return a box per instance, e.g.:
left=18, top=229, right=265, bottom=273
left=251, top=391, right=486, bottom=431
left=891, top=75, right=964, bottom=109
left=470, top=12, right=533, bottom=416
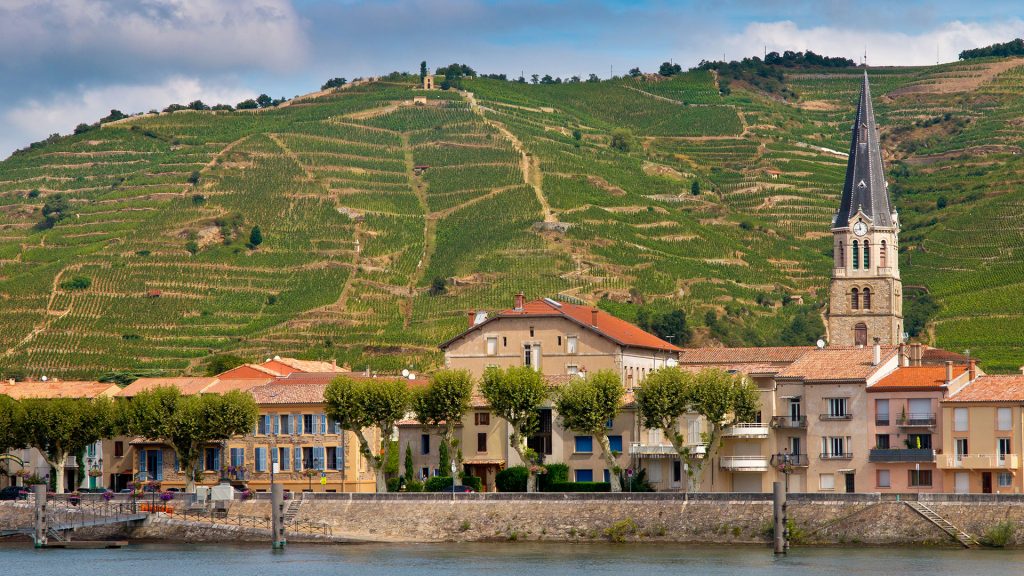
left=1, top=77, right=253, bottom=158
left=720, top=19, right=1024, bottom=65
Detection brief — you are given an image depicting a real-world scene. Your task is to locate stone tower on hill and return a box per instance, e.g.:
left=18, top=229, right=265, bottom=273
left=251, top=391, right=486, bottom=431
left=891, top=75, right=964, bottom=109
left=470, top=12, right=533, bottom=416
left=827, top=72, right=904, bottom=347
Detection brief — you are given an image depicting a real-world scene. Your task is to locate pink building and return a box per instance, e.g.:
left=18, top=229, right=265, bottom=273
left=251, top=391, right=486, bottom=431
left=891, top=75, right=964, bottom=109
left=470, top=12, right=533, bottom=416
left=866, top=361, right=976, bottom=492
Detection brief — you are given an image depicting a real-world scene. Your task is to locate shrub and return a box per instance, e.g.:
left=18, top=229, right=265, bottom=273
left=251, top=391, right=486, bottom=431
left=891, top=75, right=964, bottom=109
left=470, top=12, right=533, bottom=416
left=387, top=477, right=402, bottom=492
left=546, top=482, right=610, bottom=492
left=185, top=240, right=199, bottom=255
left=40, top=194, right=73, bottom=228
left=322, top=77, right=347, bottom=90
left=462, top=475, right=483, bottom=492
left=60, top=276, right=92, bottom=291
left=539, top=463, right=569, bottom=491
left=28, top=189, right=40, bottom=199
left=405, top=480, right=424, bottom=492
left=248, top=226, right=263, bottom=248
left=604, top=518, right=638, bottom=542
left=495, top=466, right=529, bottom=492
left=610, top=128, right=634, bottom=152
left=188, top=171, right=200, bottom=186
left=425, top=476, right=454, bottom=492
left=429, top=276, right=447, bottom=296
left=981, top=521, right=1015, bottom=547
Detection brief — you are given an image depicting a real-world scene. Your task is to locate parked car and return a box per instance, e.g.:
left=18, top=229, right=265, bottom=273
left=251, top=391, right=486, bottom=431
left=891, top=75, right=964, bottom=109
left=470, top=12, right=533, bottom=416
left=0, top=486, right=25, bottom=500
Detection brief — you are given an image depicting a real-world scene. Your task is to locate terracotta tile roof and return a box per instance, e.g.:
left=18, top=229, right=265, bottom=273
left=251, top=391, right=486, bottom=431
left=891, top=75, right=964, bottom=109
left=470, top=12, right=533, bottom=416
left=116, top=377, right=218, bottom=397
left=678, top=346, right=813, bottom=365
left=946, top=376, right=1024, bottom=403
left=869, top=365, right=967, bottom=392
left=679, top=362, right=790, bottom=376
left=0, top=380, right=120, bottom=399
left=440, top=298, right=682, bottom=353
left=272, top=371, right=388, bottom=385
left=221, top=363, right=285, bottom=378
left=266, top=358, right=344, bottom=373
left=776, top=346, right=898, bottom=382
left=921, top=347, right=971, bottom=365
left=250, top=382, right=328, bottom=405
left=204, top=378, right=274, bottom=394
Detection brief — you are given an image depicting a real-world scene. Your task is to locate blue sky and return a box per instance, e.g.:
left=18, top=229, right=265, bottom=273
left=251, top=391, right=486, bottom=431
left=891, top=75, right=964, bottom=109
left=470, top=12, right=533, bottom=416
left=1, top=0, right=1021, bottom=158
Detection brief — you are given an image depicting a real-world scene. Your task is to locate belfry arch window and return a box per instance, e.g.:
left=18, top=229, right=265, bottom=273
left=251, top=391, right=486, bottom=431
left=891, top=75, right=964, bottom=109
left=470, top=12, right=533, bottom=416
left=854, top=323, right=868, bottom=347
left=852, top=240, right=859, bottom=269
left=863, top=240, right=870, bottom=269
left=838, top=241, right=845, bottom=267
left=880, top=240, right=887, bottom=268
left=851, top=288, right=860, bottom=310
left=862, top=288, right=872, bottom=310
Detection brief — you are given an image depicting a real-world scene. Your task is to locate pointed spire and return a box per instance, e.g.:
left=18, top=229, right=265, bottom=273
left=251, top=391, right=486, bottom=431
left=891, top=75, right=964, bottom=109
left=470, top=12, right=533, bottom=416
left=836, top=72, right=894, bottom=229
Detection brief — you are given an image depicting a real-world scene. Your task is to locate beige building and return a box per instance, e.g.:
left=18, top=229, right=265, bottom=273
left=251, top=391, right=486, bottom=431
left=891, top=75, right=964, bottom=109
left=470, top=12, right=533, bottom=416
left=940, top=375, right=1024, bottom=494
left=828, top=72, right=903, bottom=347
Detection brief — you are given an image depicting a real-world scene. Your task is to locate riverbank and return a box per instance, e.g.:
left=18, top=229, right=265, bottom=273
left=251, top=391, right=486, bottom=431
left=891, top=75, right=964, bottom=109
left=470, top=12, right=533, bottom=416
left=4, top=493, right=1022, bottom=546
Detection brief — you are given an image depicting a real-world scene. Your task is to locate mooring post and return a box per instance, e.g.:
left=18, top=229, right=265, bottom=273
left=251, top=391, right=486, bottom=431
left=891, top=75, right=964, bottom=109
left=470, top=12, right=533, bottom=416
left=271, top=483, right=286, bottom=549
left=773, top=480, right=786, bottom=554
left=33, top=484, right=47, bottom=548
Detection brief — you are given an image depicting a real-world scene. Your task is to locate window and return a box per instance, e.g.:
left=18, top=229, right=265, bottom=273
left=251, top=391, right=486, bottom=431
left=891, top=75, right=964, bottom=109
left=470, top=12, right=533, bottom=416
left=230, top=447, right=244, bottom=468
left=326, top=447, right=339, bottom=470
left=673, top=461, right=682, bottom=483
left=875, top=399, right=889, bottom=425
left=820, top=473, right=835, bottom=491
left=880, top=240, right=887, bottom=268
left=257, top=415, right=268, bottom=435
left=557, top=336, right=562, bottom=346
left=420, top=434, right=430, bottom=455
left=954, top=408, right=968, bottom=432
left=608, top=435, right=623, bottom=453
left=279, top=447, right=290, bottom=471
left=567, top=365, right=579, bottom=376
left=955, top=438, right=968, bottom=460
left=280, top=415, right=291, bottom=435
left=875, top=434, right=890, bottom=449
left=574, top=435, right=594, bottom=453
left=474, top=412, right=490, bottom=426
left=862, top=288, right=871, bottom=310
left=908, top=434, right=932, bottom=450
left=529, top=327, right=535, bottom=338
left=877, top=469, right=891, bottom=488
left=999, top=472, right=1013, bottom=488
left=575, top=469, right=594, bottom=482
left=420, top=467, right=430, bottom=480
left=603, top=469, right=612, bottom=483
left=486, top=337, right=497, bottom=356
left=998, top=438, right=1011, bottom=463
left=114, top=441, right=124, bottom=458
left=204, top=447, right=220, bottom=471
left=851, top=288, right=860, bottom=310
left=502, top=337, right=507, bottom=347
left=827, top=398, right=848, bottom=418
left=303, top=414, right=314, bottom=435
left=605, top=418, right=614, bottom=429
left=863, top=240, right=870, bottom=269
left=523, top=345, right=532, bottom=368
left=908, top=470, right=933, bottom=487
left=838, top=241, right=845, bottom=267
left=854, top=323, right=868, bottom=347
left=822, top=436, right=848, bottom=458
left=998, top=407, right=1012, bottom=431
left=477, top=433, right=487, bottom=453
left=852, top=240, right=859, bottom=269
left=255, top=447, right=267, bottom=472
left=302, top=447, right=314, bottom=470
left=567, top=335, right=578, bottom=354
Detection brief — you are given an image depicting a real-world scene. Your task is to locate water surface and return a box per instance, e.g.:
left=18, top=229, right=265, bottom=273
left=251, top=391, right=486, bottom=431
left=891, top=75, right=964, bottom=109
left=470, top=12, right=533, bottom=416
left=0, top=541, right=1018, bottom=575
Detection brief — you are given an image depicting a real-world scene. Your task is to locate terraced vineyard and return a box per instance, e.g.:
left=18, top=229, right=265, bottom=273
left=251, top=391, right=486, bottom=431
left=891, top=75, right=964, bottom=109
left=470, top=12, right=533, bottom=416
left=2, top=58, right=1024, bottom=376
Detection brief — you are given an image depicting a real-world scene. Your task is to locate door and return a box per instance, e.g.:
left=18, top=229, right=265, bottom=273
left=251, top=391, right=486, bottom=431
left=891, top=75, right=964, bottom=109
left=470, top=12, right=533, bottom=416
left=854, top=323, right=868, bottom=347
left=955, top=472, right=969, bottom=494
left=790, top=437, right=802, bottom=465
left=790, top=399, right=801, bottom=423
left=982, top=472, right=993, bottom=494
left=844, top=472, right=855, bottom=493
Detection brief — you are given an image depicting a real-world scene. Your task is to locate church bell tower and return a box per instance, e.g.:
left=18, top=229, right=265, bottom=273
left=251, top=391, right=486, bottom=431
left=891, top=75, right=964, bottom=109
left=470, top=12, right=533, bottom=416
left=827, top=72, right=903, bottom=347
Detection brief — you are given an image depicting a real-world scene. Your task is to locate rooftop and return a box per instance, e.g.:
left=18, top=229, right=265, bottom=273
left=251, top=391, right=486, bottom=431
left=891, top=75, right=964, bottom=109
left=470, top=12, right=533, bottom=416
left=946, top=376, right=1024, bottom=403
left=116, top=377, right=218, bottom=397
left=678, top=346, right=812, bottom=366
left=0, top=380, right=120, bottom=400
left=776, top=346, right=898, bottom=382
left=869, top=365, right=967, bottom=392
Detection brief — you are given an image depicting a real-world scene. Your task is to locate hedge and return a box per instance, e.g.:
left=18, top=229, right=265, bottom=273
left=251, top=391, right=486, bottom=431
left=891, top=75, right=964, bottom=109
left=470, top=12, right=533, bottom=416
left=425, top=476, right=454, bottom=492
left=495, top=466, right=528, bottom=492
left=540, top=463, right=569, bottom=490
left=462, top=475, right=483, bottom=492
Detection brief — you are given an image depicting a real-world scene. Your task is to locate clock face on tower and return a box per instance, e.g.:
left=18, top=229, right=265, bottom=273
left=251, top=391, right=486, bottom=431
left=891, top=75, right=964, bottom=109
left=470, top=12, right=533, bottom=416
left=853, top=221, right=867, bottom=237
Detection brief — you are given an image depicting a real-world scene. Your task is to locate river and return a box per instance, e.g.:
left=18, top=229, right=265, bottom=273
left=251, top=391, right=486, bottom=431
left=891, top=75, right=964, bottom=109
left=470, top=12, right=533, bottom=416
left=0, top=542, right=1021, bottom=575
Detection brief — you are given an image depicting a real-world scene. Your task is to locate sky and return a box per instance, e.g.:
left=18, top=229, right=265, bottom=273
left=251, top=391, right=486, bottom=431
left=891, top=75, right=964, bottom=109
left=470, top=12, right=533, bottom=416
left=2, top=0, right=1022, bottom=158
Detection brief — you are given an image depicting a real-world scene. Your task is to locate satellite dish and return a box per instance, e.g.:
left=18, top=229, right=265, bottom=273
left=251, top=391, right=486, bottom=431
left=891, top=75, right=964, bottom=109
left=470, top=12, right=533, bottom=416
left=273, top=355, right=281, bottom=361
left=41, top=376, right=48, bottom=382
left=666, top=358, right=678, bottom=368
left=816, top=339, right=826, bottom=349
left=408, top=373, right=416, bottom=381
left=401, top=369, right=410, bottom=377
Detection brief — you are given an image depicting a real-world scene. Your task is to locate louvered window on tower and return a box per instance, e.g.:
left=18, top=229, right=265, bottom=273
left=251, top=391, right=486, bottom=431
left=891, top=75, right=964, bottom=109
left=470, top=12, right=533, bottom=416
left=852, top=240, right=859, bottom=269
left=863, top=241, right=870, bottom=268
left=863, top=288, right=871, bottom=310
left=851, top=289, right=859, bottom=310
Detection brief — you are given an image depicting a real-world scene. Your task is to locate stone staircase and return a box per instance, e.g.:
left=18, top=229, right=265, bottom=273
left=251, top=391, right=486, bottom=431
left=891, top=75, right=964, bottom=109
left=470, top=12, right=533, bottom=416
left=905, top=501, right=979, bottom=548
left=283, top=499, right=302, bottom=524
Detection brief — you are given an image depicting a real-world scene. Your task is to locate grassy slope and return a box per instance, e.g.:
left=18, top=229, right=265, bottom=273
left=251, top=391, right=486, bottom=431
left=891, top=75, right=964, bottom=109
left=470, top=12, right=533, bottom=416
left=1, top=60, right=1023, bottom=377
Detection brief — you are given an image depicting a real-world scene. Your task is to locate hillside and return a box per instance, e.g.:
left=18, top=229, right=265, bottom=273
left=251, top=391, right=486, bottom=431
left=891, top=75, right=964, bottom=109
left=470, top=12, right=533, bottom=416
left=2, top=58, right=1024, bottom=378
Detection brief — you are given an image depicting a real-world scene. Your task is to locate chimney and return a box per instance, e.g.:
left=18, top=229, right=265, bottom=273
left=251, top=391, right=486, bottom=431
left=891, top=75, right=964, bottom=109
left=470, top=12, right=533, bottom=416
left=945, top=361, right=954, bottom=385
left=968, top=359, right=977, bottom=380
left=898, top=343, right=908, bottom=367
left=514, top=292, right=525, bottom=310
left=591, top=308, right=599, bottom=328
left=872, top=343, right=881, bottom=366
left=468, top=310, right=476, bottom=328
left=331, top=358, right=337, bottom=369
left=910, top=343, right=923, bottom=367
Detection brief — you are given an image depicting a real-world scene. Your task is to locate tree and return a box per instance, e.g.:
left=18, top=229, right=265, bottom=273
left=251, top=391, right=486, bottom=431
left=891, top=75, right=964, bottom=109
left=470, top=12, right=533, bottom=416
left=256, top=94, right=273, bottom=108
left=587, top=74, right=601, bottom=83
left=610, top=128, right=633, bottom=152
left=554, top=371, right=625, bottom=492
left=419, top=61, right=428, bottom=83
left=41, top=193, right=73, bottom=228
left=204, top=354, right=247, bottom=376
left=248, top=226, right=263, bottom=248
left=120, top=387, right=258, bottom=492
left=322, top=77, right=347, bottom=90
left=429, top=276, right=446, bottom=296
left=411, top=369, right=473, bottom=484
left=187, top=100, right=209, bottom=111
left=691, top=180, right=701, bottom=196
left=0, top=394, right=26, bottom=457
left=479, top=366, right=547, bottom=492
left=635, top=368, right=759, bottom=491
left=324, top=376, right=410, bottom=492
left=530, top=74, right=539, bottom=84
left=236, top=99, right=258, bottom=110
left=22, top=397, right=115, bottom=493
left=188, top=171, right=200, bottom=186
left=404, top=443, right=414, bottom=481
left=628, top=67, right=642, bottom=77
left=100, top=109, right=127, bottom=123
left=659, top=62, right=682, bottom=76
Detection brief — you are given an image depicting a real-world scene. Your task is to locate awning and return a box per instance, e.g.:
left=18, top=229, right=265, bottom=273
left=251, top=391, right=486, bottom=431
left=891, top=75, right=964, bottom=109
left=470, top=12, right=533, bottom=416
left=779, top=395, right=801, bottom=400
left=463, top=459, right=505, bottom=466
left=837, top=468, right=855, bottom=473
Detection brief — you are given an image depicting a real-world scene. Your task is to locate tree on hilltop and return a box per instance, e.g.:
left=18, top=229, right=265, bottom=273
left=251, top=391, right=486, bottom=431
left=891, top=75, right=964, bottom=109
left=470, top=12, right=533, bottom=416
left=419, top=61, right=428, bottom=82
left=659, top=62, right=682, bottom=76
left=322, top=77, right=347, bottom=90
left=628, top=67, right=642, bottom=77
left=256, top=94, right=273, bottom=108
left=236, top=99, right=258, bottom=110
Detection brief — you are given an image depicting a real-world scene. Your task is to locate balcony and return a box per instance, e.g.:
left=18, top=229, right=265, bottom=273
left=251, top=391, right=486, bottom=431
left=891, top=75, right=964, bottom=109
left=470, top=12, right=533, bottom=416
left=770, top=453, right=810, bottom=467
left=875, top=418, right=890, bottom=426
left=720, top=455, right=769, bottom=471
left=630, top=443, right=706, bottom=458
left=819, top=452, right=853, bottom=460
left=771, top=416, right=807, bottom=429
left=722, top=422, right=770, bottom=438
left=941, top=454, right=1019, bottom=470
left=897, top=413, right=936, bottom=428
left=819, top=413, right=853, bottom=421
left=869, top=449, right=936, bottom=463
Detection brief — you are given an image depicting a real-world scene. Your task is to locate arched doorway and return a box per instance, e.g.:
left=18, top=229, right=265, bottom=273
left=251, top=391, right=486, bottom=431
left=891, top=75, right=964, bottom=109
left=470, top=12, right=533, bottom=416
left=854, top=323, right=868, bottom=347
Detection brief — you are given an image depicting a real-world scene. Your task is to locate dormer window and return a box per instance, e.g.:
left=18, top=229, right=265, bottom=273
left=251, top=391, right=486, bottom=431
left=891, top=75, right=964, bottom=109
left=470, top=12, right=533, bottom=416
left=857, top=179, right=867, bottom=189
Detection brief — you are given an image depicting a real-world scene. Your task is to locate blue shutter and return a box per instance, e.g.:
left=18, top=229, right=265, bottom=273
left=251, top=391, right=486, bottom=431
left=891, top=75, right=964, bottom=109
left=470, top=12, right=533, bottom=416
left=575, top=469, right=593, bottom=482
left=256, top=448, right=266, bottom=472
left=603, top=469, right=610, bottom=483
left=295, top=414, right=303, bottom=435
left=294, top=447, right=303, bottom=470
left=213, top=448, right=221, bottom=472
left=155, top=450, right=164, bottom=481
left=280, top=447, right=289, bottom=471
left=138, top=451, right=146, bottom=476
left=333, top=419, right=341, bottom=435
left=321, top=414, right=327, bottom=435
left=273, top=415, right=280, bottom=435
left=335, top=445, right=344, bottom=470
left=311, top=414, right=319, bottom=435
left=575, top=436, right=593, bottom=453
left=315, top=446, right=325, bottom=470
left=608, top=435, right=623, bottom=453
